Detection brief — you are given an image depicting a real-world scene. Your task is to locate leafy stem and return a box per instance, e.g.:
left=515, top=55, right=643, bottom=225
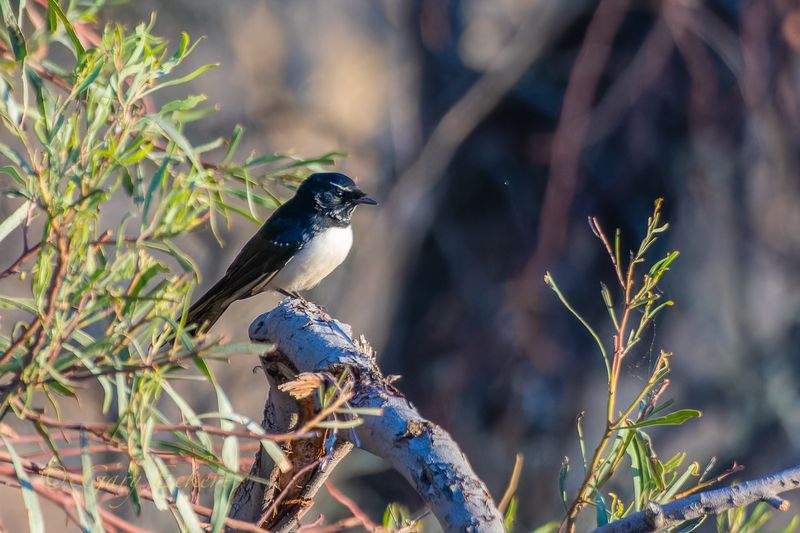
left=548, top=200, right=700, bottom=532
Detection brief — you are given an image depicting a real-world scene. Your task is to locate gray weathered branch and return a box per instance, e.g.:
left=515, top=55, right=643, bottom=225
left=245, top=298, right=505, bottom=533
left=592, top=464, right=800, bottom=533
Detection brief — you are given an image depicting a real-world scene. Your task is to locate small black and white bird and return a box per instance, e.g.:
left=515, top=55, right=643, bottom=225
left=186, top=172, right=377, bottom=333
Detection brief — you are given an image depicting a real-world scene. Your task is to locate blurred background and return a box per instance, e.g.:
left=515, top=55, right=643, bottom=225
left=6, top=0, right=800, bottom=530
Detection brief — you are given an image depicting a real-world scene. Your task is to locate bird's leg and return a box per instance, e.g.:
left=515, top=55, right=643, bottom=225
left=276, top=288, right=293, bottom=298
left=277, top=288, right=308, bottom=303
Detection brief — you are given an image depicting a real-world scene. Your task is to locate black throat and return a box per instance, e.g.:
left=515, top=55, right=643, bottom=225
left=321, top=204, right=356, bottom=228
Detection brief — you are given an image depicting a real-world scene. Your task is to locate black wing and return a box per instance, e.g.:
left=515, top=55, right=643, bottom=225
left=185, top=209, right=309, bottom=333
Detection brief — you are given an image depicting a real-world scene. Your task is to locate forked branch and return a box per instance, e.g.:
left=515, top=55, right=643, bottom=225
left=238, top=298, right=505, bottom=533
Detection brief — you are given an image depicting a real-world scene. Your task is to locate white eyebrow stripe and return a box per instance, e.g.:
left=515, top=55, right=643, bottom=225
left=329, top=182, right=349, bottom=191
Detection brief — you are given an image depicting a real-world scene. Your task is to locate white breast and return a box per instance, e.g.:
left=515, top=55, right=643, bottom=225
left=271, top=226, right=353, bottom=292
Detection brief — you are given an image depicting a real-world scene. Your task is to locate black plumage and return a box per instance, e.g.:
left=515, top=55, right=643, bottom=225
left=185, top=172, right=376, bottom=333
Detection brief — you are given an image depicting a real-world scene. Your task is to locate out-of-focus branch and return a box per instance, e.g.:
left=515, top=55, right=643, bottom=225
left=246, top=298, right=505, bottom=533
left=591, top=464, right=800, bottom=533
left=340, top=0, right=595, bottom=347
left=509, top=0, right=633, bottom=365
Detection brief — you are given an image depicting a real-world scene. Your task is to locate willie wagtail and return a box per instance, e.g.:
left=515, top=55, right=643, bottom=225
left=185, top=172, right=377, bottom=333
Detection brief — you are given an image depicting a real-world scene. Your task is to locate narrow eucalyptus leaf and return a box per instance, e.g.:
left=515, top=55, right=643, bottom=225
left=1, top=436, right=44, bottom=533
left=46, top=0, right=85, bottom=57
left=80, top=432, right=103, bottom=533
left=628, top=409, right=701, bottom=429
left=0, top=201, right=30, bottom=245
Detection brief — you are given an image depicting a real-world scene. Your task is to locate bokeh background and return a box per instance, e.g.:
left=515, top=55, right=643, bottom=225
left=5, top=0, right=800, bottom=531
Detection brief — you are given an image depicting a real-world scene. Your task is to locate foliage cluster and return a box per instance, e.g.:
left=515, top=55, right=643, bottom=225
left=538, top=201, right=798, bottom=533
left=0, top=1, right=352, bottom=531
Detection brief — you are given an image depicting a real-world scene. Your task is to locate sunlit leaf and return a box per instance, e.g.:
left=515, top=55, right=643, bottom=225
left=0, top=201, right=30, bottom=245
left=80, top=432, right=103, bottom=533
left=1, top=436, right=44, bottom=533
left=627, top=409, right=701, bottom=429
left=46, top=0, right=85, bottom=57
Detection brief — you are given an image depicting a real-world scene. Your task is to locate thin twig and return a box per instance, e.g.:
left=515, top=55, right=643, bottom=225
left=325, top=482, right=383, bottom=533
left=258, top=459, right=322, bottom=526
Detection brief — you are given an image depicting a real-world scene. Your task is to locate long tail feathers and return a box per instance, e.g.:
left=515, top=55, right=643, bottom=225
left=185, top=276, right=236, bottom=334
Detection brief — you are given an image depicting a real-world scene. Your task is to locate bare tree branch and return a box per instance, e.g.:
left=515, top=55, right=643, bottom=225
left=246, top=298, right=505, bottom=533
left=592, top=464, right=800, bottom=533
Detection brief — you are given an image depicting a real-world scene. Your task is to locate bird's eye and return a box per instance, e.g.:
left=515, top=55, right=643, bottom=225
left=322, top=191, right=337, bottom=204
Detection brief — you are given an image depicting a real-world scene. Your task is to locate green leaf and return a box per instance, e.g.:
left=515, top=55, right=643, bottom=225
left=0, top=201, right=29, bottom=245
left=243, top=153, right=289, bottom=168
left=673, top=516, right=706, bottom=532
left=530, top=521, right=560, bottom=533
left=222, top=124, right=243, bottom=165
left=559, top=457, right=570, bottom=513
left=599, top=282, right=619, bottom=329
left=383, top=503, right=412, bottom=529
left=206, top=369, right=240, bottom=533
left=625, top=430, right=647, bottom=511
left=162, top=381, right=214, bottom=450
left=145, top=114, right=201, bottom=169
left=126, top=466, right=142, bottom=515
left=46, top=0, right=85, bottom=57
left=142, top=156, right=170, bottom=222
left=73, top=55, right=104, bottom=96
left=25, top=65, right=47, bottom=132
left=32, top=422, right=65, bottom=471
left=210, top=475, right=237, bottom=533
left=80, top=432, right=103, bottom=533
left=216, top=200, right=261, bottom=224
left=121, top=263, right=168, bottom=315
left=163, top=240, right=200, bottom=276
left=1, top=436, right=44, bottom=533
left=545, top=272, right=610, bottom=378
left=226, top=187, right=280, bottom=209
left=658, top=462, right=699, bottom=503
left=0, top=295, right=37, bottom=314
left=197, top=411, right=290, bottom=473
left=0, top=165, right=25, bottom=185
left=154, top=440, right=217, bottom=464
left=627, top=409, right=701, bottom=429
left=161, top=94, right=207, bottom=114
left=141, top=63, right=219, bottom=97
left=46, top=3, right=56, bottom=32
left=153, top=457, right=204, bottom=533
left=140, top=455, right=169, bottom=511
left=504, top=496, right=518, bottom=532
left=0, top=0, right=27, bottom=61
left=5, top=24, right=26, bottom=62
left=648, top=251, right=680, bottom=278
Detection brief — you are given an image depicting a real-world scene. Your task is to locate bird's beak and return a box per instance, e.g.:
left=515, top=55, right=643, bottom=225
left=353, top=192, right=378, bottom=205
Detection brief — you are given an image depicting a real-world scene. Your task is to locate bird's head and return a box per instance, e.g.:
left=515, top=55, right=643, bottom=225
left=296, top=172, right=377, bottom=224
